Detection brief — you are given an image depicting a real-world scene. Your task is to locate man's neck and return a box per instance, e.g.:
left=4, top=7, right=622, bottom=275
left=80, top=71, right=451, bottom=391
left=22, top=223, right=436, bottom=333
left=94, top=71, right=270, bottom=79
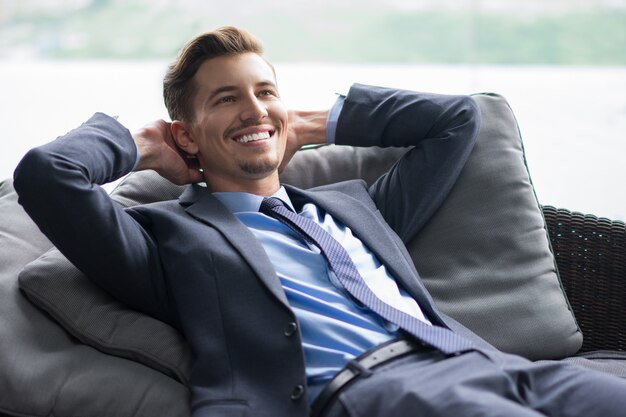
left=202, top=174, right=281, bottom=197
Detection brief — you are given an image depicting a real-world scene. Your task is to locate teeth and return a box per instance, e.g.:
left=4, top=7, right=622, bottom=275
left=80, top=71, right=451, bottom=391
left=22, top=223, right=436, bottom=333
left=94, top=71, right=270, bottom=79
left=236, top=131, right=270, bottom=143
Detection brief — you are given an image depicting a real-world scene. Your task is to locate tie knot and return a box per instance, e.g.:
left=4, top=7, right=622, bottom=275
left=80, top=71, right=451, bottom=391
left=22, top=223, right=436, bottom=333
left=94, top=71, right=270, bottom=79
left=260, top=197, right=287, bottom=215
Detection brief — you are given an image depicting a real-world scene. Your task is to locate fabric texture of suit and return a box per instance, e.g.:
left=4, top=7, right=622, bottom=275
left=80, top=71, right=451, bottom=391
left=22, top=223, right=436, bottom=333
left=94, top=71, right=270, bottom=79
left=15, top=84, right=488, bottom=416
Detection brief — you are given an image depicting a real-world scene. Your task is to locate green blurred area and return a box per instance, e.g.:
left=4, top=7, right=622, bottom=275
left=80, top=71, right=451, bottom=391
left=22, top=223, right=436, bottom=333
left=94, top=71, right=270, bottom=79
left=1, top=0, right=625, bottom=65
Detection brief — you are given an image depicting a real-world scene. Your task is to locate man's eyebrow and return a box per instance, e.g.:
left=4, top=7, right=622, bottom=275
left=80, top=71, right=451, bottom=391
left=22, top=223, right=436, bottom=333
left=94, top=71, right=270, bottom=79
left=207, top=80, right=278, bottom=102
left=257, top=80, right=278, bottom=89
left=207, top=85, right=238, bottom=102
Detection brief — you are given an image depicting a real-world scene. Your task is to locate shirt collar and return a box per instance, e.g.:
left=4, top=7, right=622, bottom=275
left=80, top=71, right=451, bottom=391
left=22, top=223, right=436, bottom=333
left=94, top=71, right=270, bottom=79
left=212, top=186, right=295, bottom=214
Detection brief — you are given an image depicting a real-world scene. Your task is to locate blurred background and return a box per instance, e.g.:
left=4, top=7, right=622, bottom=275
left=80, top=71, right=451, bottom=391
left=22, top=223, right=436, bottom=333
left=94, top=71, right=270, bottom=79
left=1, top=0, right=625, bottom=219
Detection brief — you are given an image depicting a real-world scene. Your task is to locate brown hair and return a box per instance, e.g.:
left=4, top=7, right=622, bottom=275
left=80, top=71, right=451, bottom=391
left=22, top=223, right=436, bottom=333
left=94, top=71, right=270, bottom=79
left=163, top=26, right=264, bottom=122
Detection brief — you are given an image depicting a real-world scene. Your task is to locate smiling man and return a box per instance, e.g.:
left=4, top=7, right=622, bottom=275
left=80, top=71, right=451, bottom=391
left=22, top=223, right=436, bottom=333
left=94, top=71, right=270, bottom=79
left=167, top=52, right=288, bottom=193
left=14, top=26, right=626, bottom=417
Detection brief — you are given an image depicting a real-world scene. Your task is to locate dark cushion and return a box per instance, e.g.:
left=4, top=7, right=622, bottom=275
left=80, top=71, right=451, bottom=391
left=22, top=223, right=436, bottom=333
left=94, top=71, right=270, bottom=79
left=539, top=351, right=626, bottom=379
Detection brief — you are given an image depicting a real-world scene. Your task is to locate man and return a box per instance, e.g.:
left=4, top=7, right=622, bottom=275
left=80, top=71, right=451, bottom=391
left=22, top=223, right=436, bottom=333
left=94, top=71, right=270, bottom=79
left=14, top=26, right=626, bottom=417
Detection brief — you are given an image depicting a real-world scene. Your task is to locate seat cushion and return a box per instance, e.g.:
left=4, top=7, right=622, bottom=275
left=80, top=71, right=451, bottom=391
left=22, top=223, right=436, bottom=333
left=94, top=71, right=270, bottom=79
left=538, top=350, right=626, bottom=379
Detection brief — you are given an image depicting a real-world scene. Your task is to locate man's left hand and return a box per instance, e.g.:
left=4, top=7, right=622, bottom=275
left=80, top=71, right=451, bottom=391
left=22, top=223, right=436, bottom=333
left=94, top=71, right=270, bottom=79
left=278, top=109, right=329, bottom=173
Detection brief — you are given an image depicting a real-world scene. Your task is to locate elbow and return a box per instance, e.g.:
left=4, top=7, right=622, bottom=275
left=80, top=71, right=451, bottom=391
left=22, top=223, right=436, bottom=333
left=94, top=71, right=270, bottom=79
left=13, top=146, right=70, bottom=213
left=459, top=95, right=481, bottom=123
left=458, top=95, right=481, bottom=144
left=13, top=147, right=50, bottom=199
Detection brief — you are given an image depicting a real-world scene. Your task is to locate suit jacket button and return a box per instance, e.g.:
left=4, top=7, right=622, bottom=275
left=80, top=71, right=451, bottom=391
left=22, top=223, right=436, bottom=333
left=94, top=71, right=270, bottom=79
left=290, top=384, right=305, bottom=401
left=284, top=321, right=298, bottom=337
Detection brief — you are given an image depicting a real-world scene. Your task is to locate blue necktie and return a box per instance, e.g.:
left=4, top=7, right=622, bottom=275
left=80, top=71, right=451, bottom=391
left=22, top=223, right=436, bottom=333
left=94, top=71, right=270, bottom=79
left=260, top=197, right=475, bottom=355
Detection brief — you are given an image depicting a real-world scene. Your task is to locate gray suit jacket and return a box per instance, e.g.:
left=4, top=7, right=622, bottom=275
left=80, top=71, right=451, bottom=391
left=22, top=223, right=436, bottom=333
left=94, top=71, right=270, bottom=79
left=15, top=84, right=483, bottom=417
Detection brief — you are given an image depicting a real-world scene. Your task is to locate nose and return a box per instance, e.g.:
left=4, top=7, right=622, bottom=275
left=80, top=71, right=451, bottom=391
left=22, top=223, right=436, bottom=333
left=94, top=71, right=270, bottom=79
left=239, top=94, right=268, bottom=122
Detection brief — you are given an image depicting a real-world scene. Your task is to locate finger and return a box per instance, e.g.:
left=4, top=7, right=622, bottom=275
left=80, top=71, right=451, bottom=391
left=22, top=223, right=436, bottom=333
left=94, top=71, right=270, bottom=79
left=188, top=169, right=204, bottom=183
left=185, top=154, right=200, bottom=170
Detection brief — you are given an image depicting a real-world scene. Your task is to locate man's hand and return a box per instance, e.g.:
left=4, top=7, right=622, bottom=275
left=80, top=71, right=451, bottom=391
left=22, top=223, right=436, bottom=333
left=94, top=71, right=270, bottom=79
left=279, top=109, right=330, bottom=173
left=133, top=120, right=204, bottom=185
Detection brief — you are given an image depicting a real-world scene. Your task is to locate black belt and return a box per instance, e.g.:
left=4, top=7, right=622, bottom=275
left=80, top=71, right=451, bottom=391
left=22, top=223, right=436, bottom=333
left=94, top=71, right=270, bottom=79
left=310, top=338, right=425, bottom=417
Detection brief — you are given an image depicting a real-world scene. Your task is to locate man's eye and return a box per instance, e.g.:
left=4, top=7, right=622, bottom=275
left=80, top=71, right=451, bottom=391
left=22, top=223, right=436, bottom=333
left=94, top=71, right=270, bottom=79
left=217, top=96, right=235, bottom=104
left=258, top=90, right=275, bottom=97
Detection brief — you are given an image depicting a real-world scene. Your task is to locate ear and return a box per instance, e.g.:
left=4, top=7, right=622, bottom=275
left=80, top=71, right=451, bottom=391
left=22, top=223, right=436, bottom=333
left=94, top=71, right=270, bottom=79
left=171, top=121, right=199, bottom=155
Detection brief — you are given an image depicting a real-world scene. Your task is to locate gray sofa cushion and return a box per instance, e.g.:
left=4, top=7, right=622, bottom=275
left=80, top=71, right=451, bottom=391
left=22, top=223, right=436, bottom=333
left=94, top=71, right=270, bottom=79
left=0, top=179, right=190, bottom=417
left=539, top=351, right=626, bottom=379
left=8, top=92, right=583, bottom=416
left=409, top=94, right=581, bottom=359
left=19, top=247, right=192, bottom=384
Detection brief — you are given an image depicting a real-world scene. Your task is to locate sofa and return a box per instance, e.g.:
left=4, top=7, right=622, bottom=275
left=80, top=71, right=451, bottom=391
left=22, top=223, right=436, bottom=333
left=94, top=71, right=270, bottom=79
left=1, top=92, right=624, bottom=417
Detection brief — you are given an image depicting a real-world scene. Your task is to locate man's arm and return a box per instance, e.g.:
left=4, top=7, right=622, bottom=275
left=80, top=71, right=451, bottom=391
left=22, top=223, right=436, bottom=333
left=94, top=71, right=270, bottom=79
left=13, top=113, right=192, bottom=324
left=337, top=84, right=480, bottom=242
left=285, top=84, right=480, bottom=243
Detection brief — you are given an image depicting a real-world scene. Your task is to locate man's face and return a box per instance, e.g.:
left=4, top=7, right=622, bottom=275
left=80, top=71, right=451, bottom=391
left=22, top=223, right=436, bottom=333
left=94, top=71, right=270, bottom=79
left=182, top=53, right=288, bottom=193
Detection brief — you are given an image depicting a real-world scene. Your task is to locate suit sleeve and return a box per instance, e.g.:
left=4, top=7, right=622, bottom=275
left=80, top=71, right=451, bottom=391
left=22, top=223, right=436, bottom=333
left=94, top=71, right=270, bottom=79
left=13, top=113, right=175, bottom=325
left=334, top=83, right=480, bottom=243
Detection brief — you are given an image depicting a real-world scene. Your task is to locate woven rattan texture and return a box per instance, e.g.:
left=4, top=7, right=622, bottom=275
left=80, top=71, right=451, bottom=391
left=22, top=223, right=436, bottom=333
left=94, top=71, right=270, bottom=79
left=543, top=206, right=626, bottom=353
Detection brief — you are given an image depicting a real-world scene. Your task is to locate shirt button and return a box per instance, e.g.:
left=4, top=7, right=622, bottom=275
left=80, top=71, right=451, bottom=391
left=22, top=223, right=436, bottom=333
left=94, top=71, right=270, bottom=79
left=284, top=321, right=298, bottom=337
left=290, top=384, right=305, bottom=401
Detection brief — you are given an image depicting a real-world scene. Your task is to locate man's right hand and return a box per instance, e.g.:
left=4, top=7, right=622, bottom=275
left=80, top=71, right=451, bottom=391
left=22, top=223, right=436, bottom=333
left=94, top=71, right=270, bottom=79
left=132, top=120, right=204, bottom=185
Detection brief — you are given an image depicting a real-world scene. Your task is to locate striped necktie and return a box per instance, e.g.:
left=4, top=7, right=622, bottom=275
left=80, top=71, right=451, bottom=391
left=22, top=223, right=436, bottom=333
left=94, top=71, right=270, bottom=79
left=260, top=197, right=475, bottom=355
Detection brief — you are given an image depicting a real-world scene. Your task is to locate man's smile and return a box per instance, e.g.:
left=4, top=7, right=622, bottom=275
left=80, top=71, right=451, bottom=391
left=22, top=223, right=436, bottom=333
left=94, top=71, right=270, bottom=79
left=228, top=125, right=277, bottom=145
left=235, top=130, right=272, bottom=144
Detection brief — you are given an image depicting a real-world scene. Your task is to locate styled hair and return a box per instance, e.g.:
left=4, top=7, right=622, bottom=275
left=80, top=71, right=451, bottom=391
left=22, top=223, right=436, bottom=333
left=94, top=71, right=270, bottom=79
left=163, top=26, right=264, bottom=122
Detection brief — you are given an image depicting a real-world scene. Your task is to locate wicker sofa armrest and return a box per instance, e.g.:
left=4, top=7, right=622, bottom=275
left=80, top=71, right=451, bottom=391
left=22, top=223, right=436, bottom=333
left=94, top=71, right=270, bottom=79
left=542, top=205, right=626, bottom=353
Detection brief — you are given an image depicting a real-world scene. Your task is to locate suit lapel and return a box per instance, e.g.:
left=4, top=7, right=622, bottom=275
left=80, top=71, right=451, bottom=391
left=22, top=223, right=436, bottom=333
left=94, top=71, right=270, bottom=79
left=179, top=185, right=290, bottom=308
left=177, top=183, right=444, bottom=325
